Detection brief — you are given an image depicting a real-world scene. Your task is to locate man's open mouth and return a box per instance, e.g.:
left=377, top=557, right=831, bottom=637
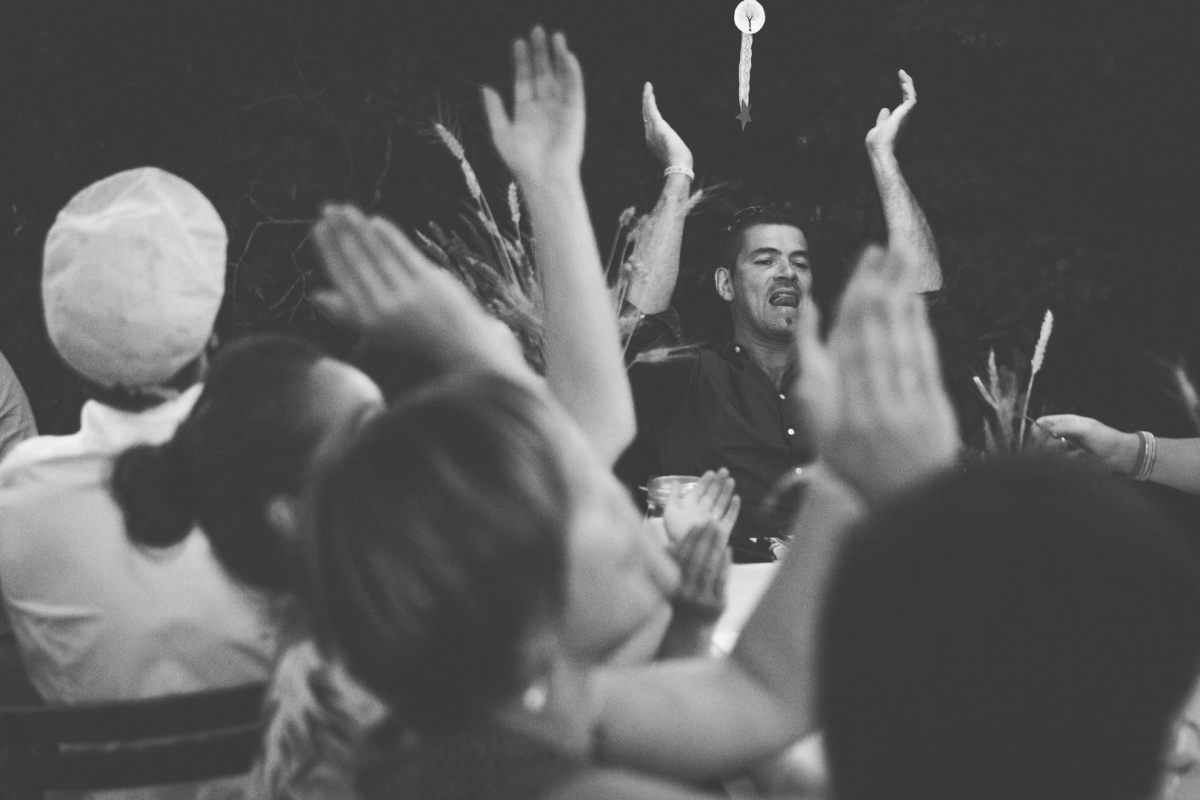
left=769, top=289, right=801, bottom=308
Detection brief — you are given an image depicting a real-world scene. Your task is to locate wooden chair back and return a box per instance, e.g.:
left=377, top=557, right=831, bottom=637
left=0, top=682, right=266, bottom=799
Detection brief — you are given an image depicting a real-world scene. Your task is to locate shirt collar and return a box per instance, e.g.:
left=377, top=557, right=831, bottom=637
left=77, top=383, right=204, bottom=455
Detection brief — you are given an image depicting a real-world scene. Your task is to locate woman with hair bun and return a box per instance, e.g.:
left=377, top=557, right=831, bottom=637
left=112, top=333, right=383, bottom=593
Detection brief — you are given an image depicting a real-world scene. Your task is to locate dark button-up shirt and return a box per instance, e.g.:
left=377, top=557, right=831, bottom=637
left=616, top=310, right=813, bottom=562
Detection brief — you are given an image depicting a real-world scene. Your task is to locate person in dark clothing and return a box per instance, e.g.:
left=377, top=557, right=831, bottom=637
left=617, top=73, right=942, bottom=561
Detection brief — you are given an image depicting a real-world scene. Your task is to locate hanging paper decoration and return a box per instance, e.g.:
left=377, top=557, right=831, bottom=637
left=733, top=0, right=765, bottom=130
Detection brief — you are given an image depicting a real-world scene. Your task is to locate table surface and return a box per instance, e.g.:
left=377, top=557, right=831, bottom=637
left=713, top=563, right=778, bottom=654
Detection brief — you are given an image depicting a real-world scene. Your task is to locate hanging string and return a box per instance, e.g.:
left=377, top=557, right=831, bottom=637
left=739, top=31, right=753, bottom=109
left=733, top=1, right=763, bottom=128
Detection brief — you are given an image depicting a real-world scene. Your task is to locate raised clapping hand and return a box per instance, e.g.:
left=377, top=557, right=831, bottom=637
left=793, top=246, right=959, bottom=504
left=667, top=521, right=731, bottom=624
left=864, top=69, right=917, bottom=156
left=642, top=82, right=693, bottom=170
left=311, top=205, right=521, bottom=371
left=482, top=26, right=585, bottom=186
left=662, top=471, right=737, bottom=625
left=662, top=468, right=740, bottom=544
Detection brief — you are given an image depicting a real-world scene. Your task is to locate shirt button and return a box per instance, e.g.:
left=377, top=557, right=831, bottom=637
left=795, top=467, right=804, bottom=475
left=734, top=346, right=741, bottom=353
left=787, top=428, right=795, bottom=435
left=779, top=393, right=786, bottom=400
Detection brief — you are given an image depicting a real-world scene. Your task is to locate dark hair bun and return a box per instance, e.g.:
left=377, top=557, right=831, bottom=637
left=111, top=443, right=197, bottom=548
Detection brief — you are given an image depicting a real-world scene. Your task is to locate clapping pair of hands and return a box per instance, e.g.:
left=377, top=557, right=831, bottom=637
left=641, top=68, right=919, bottom=169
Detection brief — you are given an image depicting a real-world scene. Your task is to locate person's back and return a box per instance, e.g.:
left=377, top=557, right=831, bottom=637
left=0, top=167, right=280, bottom=800
left=0, top=387, right=276, bottom=703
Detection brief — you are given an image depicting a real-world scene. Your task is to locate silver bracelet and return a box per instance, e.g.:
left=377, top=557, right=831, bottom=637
left=1134, top=431, right=1157, bottom=481
left=663, top=165, right=694, bottom=180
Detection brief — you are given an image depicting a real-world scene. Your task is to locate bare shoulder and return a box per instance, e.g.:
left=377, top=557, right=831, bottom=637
left=544, top=767, right=720, bottom=800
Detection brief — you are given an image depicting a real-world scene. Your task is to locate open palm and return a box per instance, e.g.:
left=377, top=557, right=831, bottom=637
left=865, top=69, right=917, bottom=154
left=482, top=27, right=585, bottom=184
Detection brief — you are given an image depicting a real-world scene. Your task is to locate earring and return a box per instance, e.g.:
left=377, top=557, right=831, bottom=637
left=522, top=681, right=548, bottom=714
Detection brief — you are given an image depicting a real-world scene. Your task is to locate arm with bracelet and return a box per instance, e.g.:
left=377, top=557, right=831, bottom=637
left=1037, top=414, right=1200, bottom=496
left=623, top=82, right=695, bottom=316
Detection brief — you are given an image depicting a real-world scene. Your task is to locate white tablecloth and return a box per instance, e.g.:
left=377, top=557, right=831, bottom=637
left=713, top=563, right=779, bottom=653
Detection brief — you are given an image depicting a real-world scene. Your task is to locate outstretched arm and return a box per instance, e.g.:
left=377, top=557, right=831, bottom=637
left=1036, top=414, right=1200, bottom=496
left=865, top=70, right=942, bottom=293
left=482, top=28, right=634, bottom=466
left=624, top=82, right=695, bottom=315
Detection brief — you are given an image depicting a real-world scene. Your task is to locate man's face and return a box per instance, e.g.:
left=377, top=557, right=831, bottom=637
left=717, top=223, right=813, bottom=341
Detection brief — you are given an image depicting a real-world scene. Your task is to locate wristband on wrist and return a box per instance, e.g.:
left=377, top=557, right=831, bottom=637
left=663, top=165, right=694, bottom=180
left=1132, top=431, right=1152, bottom=482
left=1133, top=430, right=1157, bottom=481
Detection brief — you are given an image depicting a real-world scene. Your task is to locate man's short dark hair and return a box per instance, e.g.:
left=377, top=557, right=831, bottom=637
left=720, top=206, right=808, bottom=274
left=820, top=458, right=1200, bottom=800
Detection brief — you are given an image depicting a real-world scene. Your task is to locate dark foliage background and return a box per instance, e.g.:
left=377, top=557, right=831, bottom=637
left=1, top=0, right=1197, bottom=466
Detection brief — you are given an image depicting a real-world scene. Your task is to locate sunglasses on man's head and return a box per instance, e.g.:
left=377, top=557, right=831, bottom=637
left=726, top=205, right=773, bottom=232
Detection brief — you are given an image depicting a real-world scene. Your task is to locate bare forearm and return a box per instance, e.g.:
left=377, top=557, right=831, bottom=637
left=593, top=478, right=864, bottom=779
left=729, top=476, right=864, bottom=745
left=1088, top=431, right=1200, bottom=496
left=654, top=611, right=717, bottom=660
left=870, top=151, right=942, bottom=292
left=625, top=174, right=693, bottom=314
left=593, top=657, right=798, bottom=780
left=1145, top=438, right=1200, bottom=495
left=522, top=173, right=636, bottom=464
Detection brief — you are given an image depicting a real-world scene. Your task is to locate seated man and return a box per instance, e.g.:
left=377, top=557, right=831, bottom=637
left=617, top=73, right=942, bottom=560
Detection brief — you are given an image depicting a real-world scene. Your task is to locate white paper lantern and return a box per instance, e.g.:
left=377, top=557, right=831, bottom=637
left=734, top=0, right=765, bottom=34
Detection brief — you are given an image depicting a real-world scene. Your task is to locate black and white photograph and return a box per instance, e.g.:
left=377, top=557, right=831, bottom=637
left=0, top=2, right=1198, bottom=798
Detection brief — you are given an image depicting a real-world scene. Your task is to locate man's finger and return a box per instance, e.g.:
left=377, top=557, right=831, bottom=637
left=875, top=107, right=890, bottom=125
left=644, top=82, right=664, bottom=123
left=512, top=37, right=533, bottom=104
left=899, top=69, right=916, bottom=104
